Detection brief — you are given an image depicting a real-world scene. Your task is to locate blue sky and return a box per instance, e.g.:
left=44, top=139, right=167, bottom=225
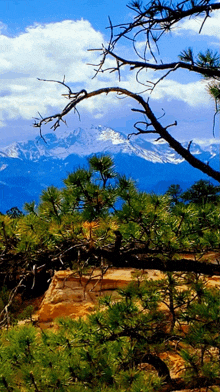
left=0, top=0, right=220, bottom=147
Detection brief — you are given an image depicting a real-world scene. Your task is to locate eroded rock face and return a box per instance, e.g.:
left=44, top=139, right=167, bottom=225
left=37, top=268, right=155, bottom=325
left=36, top=268, right=220, bottom=327
left=34, top=267, right=220, bottom=383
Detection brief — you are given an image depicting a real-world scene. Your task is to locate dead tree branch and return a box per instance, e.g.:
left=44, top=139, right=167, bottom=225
left=110, top=1, right=220, bottom=56
left=34, top=83, right=220, bottom=182
left=93, top=49, right=220, bottom=79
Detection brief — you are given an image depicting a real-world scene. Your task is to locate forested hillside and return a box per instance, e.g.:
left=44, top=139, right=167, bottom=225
left=1, top=0, right=220, bottom=387
left=0, top=155, right=220, bottom=391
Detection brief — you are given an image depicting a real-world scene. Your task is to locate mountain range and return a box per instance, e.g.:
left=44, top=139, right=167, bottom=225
left=0, top=125, right=219, bottom=213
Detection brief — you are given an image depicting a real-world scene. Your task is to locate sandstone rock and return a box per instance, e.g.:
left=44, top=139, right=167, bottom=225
left=36, top=268, right=163, bottom=325
left=36, top=268, right=220, bottom=328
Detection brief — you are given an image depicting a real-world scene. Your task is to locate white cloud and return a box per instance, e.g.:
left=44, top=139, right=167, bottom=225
left=193, top=137, right=220, bottom=145
left=0, top=20, right=107, bottom=120
left=0, top=17, right=215, bottom=129
left=178, top=8, right=220, bottom=38
left=150, top=79, right=210, bottom=107
left=111, top=65, right=212, bottom=108
left=0, top=19, right=103, bottom=78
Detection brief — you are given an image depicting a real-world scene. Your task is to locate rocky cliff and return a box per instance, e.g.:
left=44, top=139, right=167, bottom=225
left=36, top=267, right=220, bottom=328
left=36, top=268, right=163, bottom=327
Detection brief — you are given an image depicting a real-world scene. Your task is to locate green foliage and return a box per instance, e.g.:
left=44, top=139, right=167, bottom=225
left=165, top=184, right=182, bottom=205
left=40, top=186, right=62, bottom=222
left=179, top=47, right=194, bottom=64
left=0, top=158, right=219, bottom=268
left=0, top=156, right=220, bottom=329
left=179, top=48, right=220, bottom=70
left=6, top=207, right=23, bottom=219
left=0, top=274, right=220, bottom=391
left=89, top=155, right=116, bottom=189
left=208, top=83, right=220, bottom=103
left=17, top=305, right=34, bottom=322
left=0, top=215, right=17, bottom=252
left=181, top=179, right=220, bottom=205
left=179, top=47, right=220, bottom=111
left=62, top=156, right=117, bottom=221
left=0, top=159, right=219, bottom=259
left=197, top=49, right=220, bottom=70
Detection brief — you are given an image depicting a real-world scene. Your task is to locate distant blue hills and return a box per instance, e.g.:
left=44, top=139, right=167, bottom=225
left=0, top=125, right=219, bottom=213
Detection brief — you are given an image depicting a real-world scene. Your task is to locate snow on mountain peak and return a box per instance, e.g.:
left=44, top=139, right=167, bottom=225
left=0, top=125, right=219, bottom=213
left=2, top=143, right=21, bottom=159
left=97, top=128, right=126, bottom=145
left=0, top=125, right=219, bottom=166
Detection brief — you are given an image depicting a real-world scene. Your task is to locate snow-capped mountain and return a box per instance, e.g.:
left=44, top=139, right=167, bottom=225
left=0, top=125, right=219, bottom=212
left=1, top=125, right=184, bottom=163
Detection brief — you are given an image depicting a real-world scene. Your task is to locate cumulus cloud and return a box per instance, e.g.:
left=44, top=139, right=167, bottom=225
left=0, top=17, right=215, bottom=129
left=0, top=20, right=107, bottom=120
left=178, top=8, right=220, bottom=38
left=0, top=19, right=103, bottom=78
left=150, top=79, right=210, bottom=107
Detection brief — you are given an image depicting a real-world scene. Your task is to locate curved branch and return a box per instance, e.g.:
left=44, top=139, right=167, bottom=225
left=35, top=84, right=220, bottom=182
left=103, top=50, right=220, bottom=78
left=138, top=352, right=220, bottom=391
left=112, top=1, right=220, bottom=51
left=140, top=353, right=172, bottom=383
left=160, top=376, right=220, bottom=392
left=136, top=351, right=220, bottom=391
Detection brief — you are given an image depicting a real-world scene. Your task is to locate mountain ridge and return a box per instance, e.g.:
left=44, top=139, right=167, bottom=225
left=0, top=125, right=219, bottom=213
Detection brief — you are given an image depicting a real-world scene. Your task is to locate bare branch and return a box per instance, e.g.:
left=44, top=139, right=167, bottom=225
left=147, top=64, right=181, bottom=94
left=111, top=1, right=220, bottom=53
left=131, top=108, right=147, bottom=114
left=187, top=140, right=193, bottom=151
left=199, top=8, right=211, bottom=34
left=35, top=82, right=220, bottom=182
left=165, top=121, right=178, bottom=129
left=128, top=129, right=158, bottom=139
left=99, top=49, right=220, bottom=78
left=37, top=77, right=74, bottom=97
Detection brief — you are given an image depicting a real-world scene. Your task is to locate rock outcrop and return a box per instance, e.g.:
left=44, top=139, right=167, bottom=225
left=36, top=267, right=220, bottom=328
left=36, top=268, right=162, bottom=326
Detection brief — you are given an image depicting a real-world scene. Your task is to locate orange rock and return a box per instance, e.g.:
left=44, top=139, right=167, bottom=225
left=36, top=268, right=220, bottom=328
left=36, top=268, right=163, bottom=325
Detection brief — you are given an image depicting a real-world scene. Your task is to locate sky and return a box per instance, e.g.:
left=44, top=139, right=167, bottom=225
left=0, top=0, right=220, bottom=147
